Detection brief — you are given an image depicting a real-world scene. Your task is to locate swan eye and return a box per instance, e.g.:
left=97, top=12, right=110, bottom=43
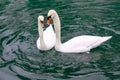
left=47, top=16, right=51, bottom=20
left=40, top=21, right=44, bottom=28
left=40, top=21, right=44, bottom=23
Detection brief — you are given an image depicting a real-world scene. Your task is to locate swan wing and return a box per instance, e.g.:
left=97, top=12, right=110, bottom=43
left=62, top=35, right=112, bottom=53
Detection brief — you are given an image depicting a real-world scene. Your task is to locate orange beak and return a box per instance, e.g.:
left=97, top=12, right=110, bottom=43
left=47, top=16, right=51, bottom=25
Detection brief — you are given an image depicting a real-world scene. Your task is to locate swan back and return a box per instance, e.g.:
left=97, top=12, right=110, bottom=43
left=59, top=36, right=112, bottom=53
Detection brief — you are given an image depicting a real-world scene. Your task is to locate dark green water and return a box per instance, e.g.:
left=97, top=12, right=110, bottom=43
left=0, top=0, right=120, bottom=80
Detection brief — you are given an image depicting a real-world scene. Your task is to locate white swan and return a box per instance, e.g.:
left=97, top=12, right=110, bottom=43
left=46, top=10, right=112, bottom=53
left=37, top=15, right=55, bottom=50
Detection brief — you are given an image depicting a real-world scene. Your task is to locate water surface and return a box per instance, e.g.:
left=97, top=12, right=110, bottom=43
left=0, top=0, right=120, bottom=80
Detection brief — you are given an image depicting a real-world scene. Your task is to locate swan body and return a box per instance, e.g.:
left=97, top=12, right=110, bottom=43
left=47, top=10, right=112, bottom=53
left=37, top=16, right=55, bottom=50
left=56, top=35, right=112, bottom=53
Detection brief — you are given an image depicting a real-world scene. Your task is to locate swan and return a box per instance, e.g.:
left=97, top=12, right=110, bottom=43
left=37, top=15, right=55, bottom=50
left=46, top=10, right=112, bottom=53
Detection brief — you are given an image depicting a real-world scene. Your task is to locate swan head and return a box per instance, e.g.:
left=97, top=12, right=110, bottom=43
left=47, top=10, right=57, bottom=25
left=38, top=15, right=44, bottom=28
left=48, top=10, right=56, bottom=17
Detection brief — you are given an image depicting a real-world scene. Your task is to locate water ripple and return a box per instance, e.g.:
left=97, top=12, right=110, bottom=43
left=0, top=0, right=120, bottom=80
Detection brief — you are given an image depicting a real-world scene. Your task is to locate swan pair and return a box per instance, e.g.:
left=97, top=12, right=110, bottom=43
left=37, top=10, right=112, bottom=53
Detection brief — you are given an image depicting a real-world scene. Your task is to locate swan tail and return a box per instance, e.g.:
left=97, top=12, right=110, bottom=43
left=102, top=36, right=112, bottom=42
left=91, top=36, right=112, bottom=49
left=98, top=36, right=112, bottom=45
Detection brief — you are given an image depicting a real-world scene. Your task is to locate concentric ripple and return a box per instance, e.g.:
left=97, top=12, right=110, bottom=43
left=0, top=0, right=120, bottom=80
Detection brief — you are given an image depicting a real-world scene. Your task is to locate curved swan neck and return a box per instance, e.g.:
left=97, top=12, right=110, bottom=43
left=51, top=11, right=61, bottom=51
left=38, top=20, right=43, bottom=37
left=52, top=11, right=61, bottom=45
left=38, top=19, right=46, bottom=47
